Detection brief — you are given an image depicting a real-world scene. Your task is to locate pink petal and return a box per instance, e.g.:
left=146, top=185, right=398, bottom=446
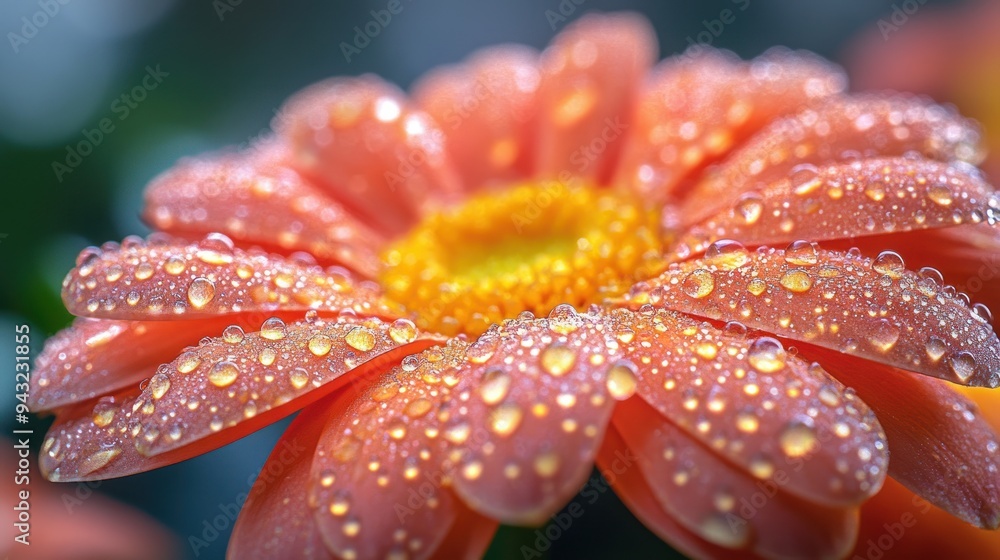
left=613, top=398, right=859, bottom=559
left=412, top=46, right=540, bottom=191
left=63, top=235, right=398, bottom=321
left=596, top=425, right=747, bottom=560
left=801, top=347, right=1000, bottom=529
left=39, top=316, right=441, bottom=481
left=621, top=244, right=1000, bottom=387
left=614, top=308, right=887, bottom=507
left=615, top=48, right=844, bottom=202
left=680, top=95, right=984, bottom=227
left=143, top=141, right=385, bottom=277
left=677, top=157, right=998, bottom=257
left=228, top=398, right=335, bottom=560
left=535, top=12, right=656, bottom=183
left=276, top=76, right=462, bottom=235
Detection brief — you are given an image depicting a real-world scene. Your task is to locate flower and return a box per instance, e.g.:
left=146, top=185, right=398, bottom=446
left=32, top=12, right=1000, bottom=559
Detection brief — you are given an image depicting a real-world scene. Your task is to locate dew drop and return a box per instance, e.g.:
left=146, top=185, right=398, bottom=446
left=260, top=317, right=287, bottom=341
left=779, top=421, right=818, bottom=457
left=868, top=319, right=901, bottom=353
left=289, top=367, right=310, bottom=389
left=682, top=269, right=715, bottom=299
left=779, top=269, right=813, bottom=293
left=222, top=325, right=245, bottom=344
left=928, top=183, right=953, bottom=206
left=187, top=278, right=216, bottom=309
left=735, top=412, right=759, bottom=433
left=488, top=404, right=524, bottom=436
left=748, top=338, right=787, bottom=373
left=872, top=251, right=905, bottom=279
left=163, top=256, right=186, bottom=275
left=79, top=448, right=122, bottom=476
left=308, top=334, right=333, bottom=356
left=92, top=399, right=116, bottom=427
left=345, top=327, right=376, bottom=351
left=747, top=278, right=767, bottom=296
left=949, top=352, right=976, bottom=383
left=388, top=318, right=418, bottom=344
left=735, top=193, right=764, bottom=225
left=784, top=240, right=819, bottom=266
left=177, top=352, right=201, bottom=373
left=704, top=240, right=750, bottom=270
left=208, top=361, right=240, bottom=388
left=540, top=343, right=576, bottom=376
left=479, top=368, right=512, bottom=405
left=606, top=360, right=638, bottom=400
left=148, top=373, right=171, bottom=399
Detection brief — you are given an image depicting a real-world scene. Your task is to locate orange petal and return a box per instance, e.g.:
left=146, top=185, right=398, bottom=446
left=613, top=398, right=859, bottom=559
left=276, top=76, right=461, bottom=235
left=39, top=316, right=441, bottom=481
left=535, top=12, right=656, bottom=183
left=681, top=95, right=984, bottom=226
left=800, top=347, right=1000, bottom=529
left=823, top=224, right=1000, bottom=322
left=612, top=308, right=887, bottom=507
left=142, top=142, right=385, bottom=277
left=615, top=48, right=844, bottom=202
left=32, top=315, right=271, bottom=411
left=309, top=341, right=469, bottom=559
left=677, top=157, right=998, bottom=257
left=63, top=235, right=397, bottom=321
left=853, top=477, right=1000, bottom=559
left=228, top=398, right=335, bottom=560
left=621, top=244, right=1000, bottom=387
left=443, top=308, right=623, bottom=525
left=412, top=46, right=540, bottom=191
left=596, top=425, right=747, bottom=560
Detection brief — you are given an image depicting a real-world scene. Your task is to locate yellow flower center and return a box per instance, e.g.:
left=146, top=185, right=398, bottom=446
left=380, top=182, right=667, bottom=336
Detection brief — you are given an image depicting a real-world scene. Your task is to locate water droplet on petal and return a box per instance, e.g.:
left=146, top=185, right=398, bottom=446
left=682, top=269, right=715, bottom=298
left=308, top=334, right=333, bottom=356
left=704, top=240, right=750, bottom=270
left=872, top=251, right=905, bottom=279
left=479, top=368, right=512, bottom=405
left=208, top=361, right=240, bottom=388
left=868, top=319, right=900, bottom=353
left=540, top=343, right=576, bottom=376
left=488, top=404, right=523, bottom=436
left=735, top=193, right=764, bottom=225
left=388, top=318, right=418, bottom=343
left=779, top=269, right=813, bottom=293
left=748, top=338, right=787, bottom=373
left=345, top=327, right=376, bottom=351
left=779, top=421, right=818, bottom=457
left=222, top=325, right=245, bottom=344
left=148, top=373, right=171, bottom=399
left=784, top=240, right=819, bottom=266
left=260, top=317, right=287, bottom=341
left=949, top=352, right=976, bottom=383
left=606, top=360, right=638, bottom=400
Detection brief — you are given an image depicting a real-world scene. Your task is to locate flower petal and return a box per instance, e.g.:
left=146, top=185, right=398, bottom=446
left=622, top=245, right=1000, bottom=387
left=596, top=425, right=747, bottom=560
left=33, top=315, right=268, bottom=411
left=39, top=316, right=441, bottom=481
left=63, top=235, right=397, bottom=321
left=308, top=340, right=469, bottom=559
left=142, top=142, right=385, bottom=277
left=680, top=95, right=984, bottom=226
left=276, top=76, right=462, bottom=235
left=800, top=347, right=1000, bottom=529
left=229, top=398, right=335, bottom=560
left=412, top=46, right=540, bottom=191
left=613, top=308, right=887, bottom=507
left=677, top=157, right=998, bottom=257
left=612, top=398, right=860, bottom=559
left=853, top=477, right=1000, bottom=559
left=536, top=12, right=656, bottom=182
left=614, top=48, right=844, bottom=202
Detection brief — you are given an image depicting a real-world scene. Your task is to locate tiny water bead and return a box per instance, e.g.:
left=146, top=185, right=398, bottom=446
left=208, top=361, right=240, bottom=388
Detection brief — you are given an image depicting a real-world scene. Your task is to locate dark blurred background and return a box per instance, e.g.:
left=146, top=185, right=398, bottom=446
left=0, top=0, right=977, bottom=558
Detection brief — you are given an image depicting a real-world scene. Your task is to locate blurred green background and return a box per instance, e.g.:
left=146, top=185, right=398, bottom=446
left=0, top=0, right=972, bottom=558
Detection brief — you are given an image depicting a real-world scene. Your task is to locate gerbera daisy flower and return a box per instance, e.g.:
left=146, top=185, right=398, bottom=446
left=31, top=11, right=1000, bottom=559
